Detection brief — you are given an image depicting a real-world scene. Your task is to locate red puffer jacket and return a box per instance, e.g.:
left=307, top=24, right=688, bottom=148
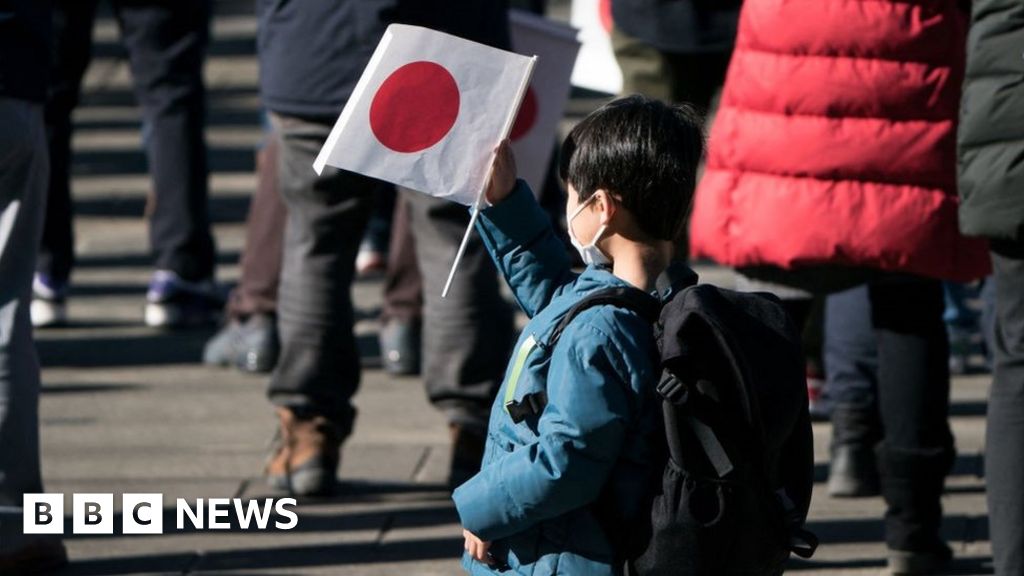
left=689, top=0, right=990, bottom=283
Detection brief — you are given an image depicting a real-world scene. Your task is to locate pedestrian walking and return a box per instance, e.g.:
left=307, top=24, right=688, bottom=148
left=204, top=120, right=285, bottom=374
left=0, top=1, right=68, bottom=572
left=689, top=1, right=990, bottom=572
left=957, top=1, right=1024, bottom=573
left=259, top=0, right=516, bottom=497
left=33, top=0, right=220, bottom=329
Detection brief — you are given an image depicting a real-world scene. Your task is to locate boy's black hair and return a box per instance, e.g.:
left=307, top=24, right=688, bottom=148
left=558, top=95, right=705, bottom=242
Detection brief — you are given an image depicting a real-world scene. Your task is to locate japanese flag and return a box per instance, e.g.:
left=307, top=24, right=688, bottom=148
left=313, top=24, right=537, bottom=207
left=508, top=10, right=580, bottom=194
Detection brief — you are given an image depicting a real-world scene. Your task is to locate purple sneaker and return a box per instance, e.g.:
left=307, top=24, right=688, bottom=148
left=144, top=270, right=223, bottom=328
left=31, top=273, right=69, bottom=328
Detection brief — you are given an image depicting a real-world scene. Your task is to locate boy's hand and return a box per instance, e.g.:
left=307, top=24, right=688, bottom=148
left=485, top=140, right=517, bottom=206
left=463, top=529, right=493, bottom=564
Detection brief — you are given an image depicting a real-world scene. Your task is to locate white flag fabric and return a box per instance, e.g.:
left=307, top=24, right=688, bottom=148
left=570, top=0, right=622, bottom=94
left=314, top=24, right=537, bottom=207
left=509, top=10, right=580, bottom=194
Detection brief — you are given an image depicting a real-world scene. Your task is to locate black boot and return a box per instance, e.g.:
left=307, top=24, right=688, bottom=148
left=878, top=443, right=955, bottom=575
left=827, top=403, right=882, bottom=498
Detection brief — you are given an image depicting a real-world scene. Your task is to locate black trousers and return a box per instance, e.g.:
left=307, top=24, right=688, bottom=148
left=986, top=242, right=1024, bottom=576
left=42, top=0, right=215, bottom=283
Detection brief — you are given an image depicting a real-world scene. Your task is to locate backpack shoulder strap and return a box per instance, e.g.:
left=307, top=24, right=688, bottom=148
left=504, top=286, right=660, bottom=424
left=548, top=286, right=661, bottom=349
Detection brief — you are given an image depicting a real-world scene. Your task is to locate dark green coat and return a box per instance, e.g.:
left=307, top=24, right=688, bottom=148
left=958, top=0, right=1024, bottom=243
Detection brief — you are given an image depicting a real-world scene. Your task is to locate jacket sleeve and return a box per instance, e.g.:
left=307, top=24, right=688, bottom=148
left=452, top=320, right=630, bottom=541
left=475, top=179, right=575, bottom=318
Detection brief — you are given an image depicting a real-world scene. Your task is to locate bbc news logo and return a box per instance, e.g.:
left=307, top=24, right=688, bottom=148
left=24, top=494, right=298, bottom=535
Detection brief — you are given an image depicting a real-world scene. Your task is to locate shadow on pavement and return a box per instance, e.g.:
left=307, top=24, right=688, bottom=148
left=72, top=148, right=256, bottom=180
left=788, top=555, right=993, bottom=574
left=58, top=536, right=463, bottom=575
left=41, top=383, right=145, bottom=395
left=37, top=331, right=214, bottom=367
left=37, top=328, right=380, bottom=369
left=805, top=514, right=989, bottom=545
left=75, top=251, right=241, bottom=270
left=73, top=194, right=253, bottom=225
left=814, top=453, right=985, bottom=484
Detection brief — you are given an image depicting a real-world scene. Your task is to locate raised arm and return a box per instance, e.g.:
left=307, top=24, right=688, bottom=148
left=475, top=142, right=574, bottom=318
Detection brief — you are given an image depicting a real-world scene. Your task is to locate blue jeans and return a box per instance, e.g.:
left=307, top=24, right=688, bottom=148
left=825, top=285, right=877, bottom=407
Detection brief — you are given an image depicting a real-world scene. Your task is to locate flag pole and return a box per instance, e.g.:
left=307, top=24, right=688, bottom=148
left=441, top=190, right=486, bottom=298
left=441, top=55, right=538, bottom=299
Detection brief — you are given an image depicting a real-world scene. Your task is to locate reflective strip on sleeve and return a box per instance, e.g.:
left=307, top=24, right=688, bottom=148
left=504, top=334, right=537, bottom=414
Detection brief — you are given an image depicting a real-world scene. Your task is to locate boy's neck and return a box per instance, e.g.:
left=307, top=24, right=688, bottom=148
left=610, top=239, right=672, bottom=293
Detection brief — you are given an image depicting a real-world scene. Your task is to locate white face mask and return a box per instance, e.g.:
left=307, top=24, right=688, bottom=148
left=567, top=194, right=611, bottom=266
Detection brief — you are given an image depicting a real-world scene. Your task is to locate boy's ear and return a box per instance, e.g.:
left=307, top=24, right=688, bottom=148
left=594, top=189, right=618, bottom=224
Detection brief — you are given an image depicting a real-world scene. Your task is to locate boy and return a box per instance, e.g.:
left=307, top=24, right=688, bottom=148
left=452, top=95, right=705, bottom=575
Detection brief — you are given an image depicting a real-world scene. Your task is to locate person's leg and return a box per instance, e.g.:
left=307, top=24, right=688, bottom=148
left=265, top=113, right=377, bottom=496
left=803, top=296, right=830, bottom=420
left=610, top=27, right=674, bottom=102
left=230, top=134, right=286, bottom=320
left=985, top=243, right=1024, bottom=576
left=665, top=50, right=731, bottom=113
left=380, top=193, right=423, bottom=376
left=943, top=281, right=983, bottom=374
left=402, top=189, right=515, bottom=486
left=205, top=131, right=286, bottom=372
left=824, top=285, right=881, bottom=497
left=115, top=0, right=216, bottom=283
left=979, top=274, right=996, bottom=369
left=0, top=98, right=66, bottom=571
left=869, top=278, right=954, bottom=570
left=33, top=0, right=100, bottom=327
left=356, top=184, right=394, bottom=276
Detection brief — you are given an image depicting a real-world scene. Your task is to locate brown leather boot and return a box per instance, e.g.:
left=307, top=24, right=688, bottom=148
left=448, top=424, right=487, bottom=491
left=265, top=407, right=343, bottom=496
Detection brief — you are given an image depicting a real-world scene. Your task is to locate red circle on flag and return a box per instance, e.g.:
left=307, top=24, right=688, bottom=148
left=369, top=61, right=460, bottom=153
left=599, top=0, right=613, bottom=33
left=510, top=86, right=539, bottom=142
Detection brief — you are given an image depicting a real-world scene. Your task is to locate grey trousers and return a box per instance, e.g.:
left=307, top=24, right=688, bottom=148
left=986, top=244, right=1024, bottom=576
left=266, top=114, right=377, bottom=439
left=403, top=189, right=514, bottom=431
left=0, top=99, right=49, bottom=552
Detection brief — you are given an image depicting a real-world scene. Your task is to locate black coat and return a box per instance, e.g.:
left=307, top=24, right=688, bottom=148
left=257, top=0, right=510, bottom=119
left=957, top=0, right=1024, bottom=243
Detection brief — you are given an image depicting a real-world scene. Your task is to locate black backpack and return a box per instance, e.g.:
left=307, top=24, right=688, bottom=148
left=546, top=269, right=817, bottom=575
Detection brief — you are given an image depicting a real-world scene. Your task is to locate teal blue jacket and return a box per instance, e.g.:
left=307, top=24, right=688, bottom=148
left=452, top=182, right=662, bottom=575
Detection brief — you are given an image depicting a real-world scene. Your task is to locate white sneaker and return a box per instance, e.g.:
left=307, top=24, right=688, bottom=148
left=30, top=274, right=68, bottom=328
left=144, top=270, right=223, bottom=328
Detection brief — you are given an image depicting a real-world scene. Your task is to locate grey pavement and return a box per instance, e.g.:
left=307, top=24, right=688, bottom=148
left=32, top=2, right=995, bottom=574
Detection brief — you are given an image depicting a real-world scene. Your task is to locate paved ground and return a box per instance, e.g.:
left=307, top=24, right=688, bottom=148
left=35, top=2, right=995, bottom=574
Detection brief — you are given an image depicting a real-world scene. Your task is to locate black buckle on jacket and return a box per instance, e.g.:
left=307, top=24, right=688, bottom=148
left=505, top=391, right=547, bottom=424
left=657, top=371, right=689, bottom=404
